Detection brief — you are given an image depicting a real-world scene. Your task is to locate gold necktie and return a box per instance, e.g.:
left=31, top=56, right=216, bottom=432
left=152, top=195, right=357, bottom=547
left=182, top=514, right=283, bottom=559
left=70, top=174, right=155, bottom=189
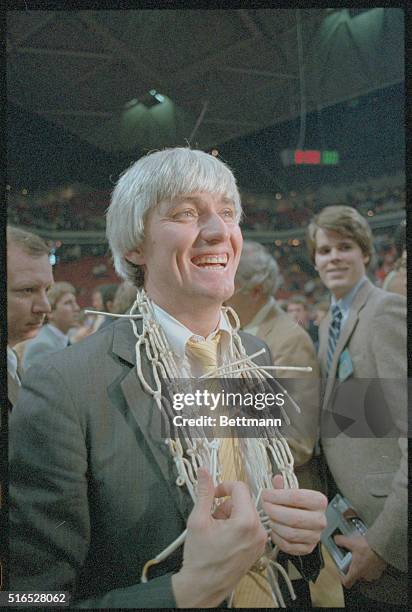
left=185, top=334, right=275, bottom=607
left=186, top=333, right=221, bottom=376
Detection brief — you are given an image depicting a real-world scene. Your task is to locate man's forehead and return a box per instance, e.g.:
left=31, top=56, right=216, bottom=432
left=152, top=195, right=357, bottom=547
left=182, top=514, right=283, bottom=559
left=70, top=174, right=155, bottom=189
left=58, top=292, right=76, bottom=303
left=316, top=228, right=353, bottom=243
left=8, top=245, right=52, bottom=281
left=158, top=192, right=234, bottom=210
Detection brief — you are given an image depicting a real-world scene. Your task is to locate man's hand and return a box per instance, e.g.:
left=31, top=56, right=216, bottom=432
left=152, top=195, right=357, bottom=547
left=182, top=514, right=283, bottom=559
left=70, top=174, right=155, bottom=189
left=261, top=474, right=327, bottom=556
left=172, top=468, right=267, bottom=608
left=334, top=534, right=387, bottom=588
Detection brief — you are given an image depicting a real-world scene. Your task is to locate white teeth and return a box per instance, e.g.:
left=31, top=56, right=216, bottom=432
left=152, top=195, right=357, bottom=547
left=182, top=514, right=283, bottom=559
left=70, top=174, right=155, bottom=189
left=193, top=254, right=228, bottom=265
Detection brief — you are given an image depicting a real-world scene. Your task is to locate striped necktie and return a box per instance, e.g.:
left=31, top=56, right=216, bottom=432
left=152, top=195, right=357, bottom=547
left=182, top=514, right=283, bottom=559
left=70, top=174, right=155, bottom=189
left=326, top=305, right=343, bottom=375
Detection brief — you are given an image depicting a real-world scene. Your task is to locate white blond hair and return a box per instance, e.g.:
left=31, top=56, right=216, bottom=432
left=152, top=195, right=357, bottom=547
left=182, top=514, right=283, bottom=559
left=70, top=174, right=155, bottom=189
left=106, top=147, right=242, bottom=286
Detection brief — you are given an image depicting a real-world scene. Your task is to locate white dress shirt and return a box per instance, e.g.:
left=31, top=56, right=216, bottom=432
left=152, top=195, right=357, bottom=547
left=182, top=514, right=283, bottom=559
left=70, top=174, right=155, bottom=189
left=331, top=276, right=367, bottom=329
left=7, top=346, right=21, bottom=385
left=151, top=302, right=233, bottom=377
left=46, top=323, right=70, bottom=347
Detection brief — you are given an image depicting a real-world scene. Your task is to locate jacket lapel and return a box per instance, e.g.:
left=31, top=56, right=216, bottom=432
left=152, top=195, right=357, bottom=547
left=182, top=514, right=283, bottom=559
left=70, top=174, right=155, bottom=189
left=112, top=318, right=192, bottom=521
left=318, top=314, right=329, bottom=371
left=323, top=279, right=373, bottom=408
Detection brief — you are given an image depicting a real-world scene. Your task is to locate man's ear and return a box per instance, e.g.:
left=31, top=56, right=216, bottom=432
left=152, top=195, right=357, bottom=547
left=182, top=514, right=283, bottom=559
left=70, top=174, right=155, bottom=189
left=125, top=248, right=145, bottom=266
left=251, top=285, right=263, bottom=301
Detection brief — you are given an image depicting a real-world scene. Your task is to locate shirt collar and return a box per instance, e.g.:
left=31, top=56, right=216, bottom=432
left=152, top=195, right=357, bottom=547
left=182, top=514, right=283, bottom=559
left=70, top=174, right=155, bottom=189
left=7, top=346, right=18, bottom=378
left=243, top=296, right=275, bottom=333
left=46, top=323, right=69, bottom=346
left=151, top=301, right=231, bottom=359
left=331, top=275, right=367, bottom=315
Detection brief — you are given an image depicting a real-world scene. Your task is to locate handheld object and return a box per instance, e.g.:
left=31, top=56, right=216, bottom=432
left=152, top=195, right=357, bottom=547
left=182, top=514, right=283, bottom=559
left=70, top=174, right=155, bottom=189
left=321, top=493, right=367, bottom=574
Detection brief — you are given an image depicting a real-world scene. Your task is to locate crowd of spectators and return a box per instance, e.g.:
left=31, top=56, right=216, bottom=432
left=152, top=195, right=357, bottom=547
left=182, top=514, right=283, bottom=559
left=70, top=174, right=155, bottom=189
left=49, top=223, right=401, bottom=318
left=241, top=171, right=405, bottom=231
left=7, top=172, right=404, bottom=308
left=7, top=171, right=405, bottom=234
left=7, top=184, right=107, bottom=232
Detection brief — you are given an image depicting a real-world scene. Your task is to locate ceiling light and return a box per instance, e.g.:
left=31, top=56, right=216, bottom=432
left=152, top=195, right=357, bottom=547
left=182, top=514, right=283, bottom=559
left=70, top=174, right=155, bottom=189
left=147, top=89, right=165, bottom=105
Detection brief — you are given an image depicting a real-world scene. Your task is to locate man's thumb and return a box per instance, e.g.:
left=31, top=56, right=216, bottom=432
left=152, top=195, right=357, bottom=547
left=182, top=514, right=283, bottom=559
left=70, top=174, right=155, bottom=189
left=194, top=467, right=214, bottom=514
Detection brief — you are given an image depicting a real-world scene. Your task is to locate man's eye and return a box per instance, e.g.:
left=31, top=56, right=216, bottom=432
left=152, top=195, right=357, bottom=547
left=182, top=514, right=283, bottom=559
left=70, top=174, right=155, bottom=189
left=340, top=244, right=352, bottom=250
left=221, top=209, right=235, bottom=218
left=20, top=288, right=34, bottom=294
left=175, top=209, right=197, bottom=218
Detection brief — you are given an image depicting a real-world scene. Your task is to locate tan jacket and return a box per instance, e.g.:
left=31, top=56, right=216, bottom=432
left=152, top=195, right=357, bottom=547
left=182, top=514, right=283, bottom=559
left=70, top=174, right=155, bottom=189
left=318, top=279, right=407, bottom=603
left=254, top=301, right=321, bottom=491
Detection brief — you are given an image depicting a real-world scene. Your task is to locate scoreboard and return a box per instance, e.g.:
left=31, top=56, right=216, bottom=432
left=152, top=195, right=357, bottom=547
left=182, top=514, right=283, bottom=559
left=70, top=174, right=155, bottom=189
left=281, top=149, right=339, bottom=166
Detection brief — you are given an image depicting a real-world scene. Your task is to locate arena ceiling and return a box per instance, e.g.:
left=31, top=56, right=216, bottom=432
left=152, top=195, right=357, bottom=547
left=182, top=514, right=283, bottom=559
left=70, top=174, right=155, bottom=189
left=7, top=8, right=404, bottom=154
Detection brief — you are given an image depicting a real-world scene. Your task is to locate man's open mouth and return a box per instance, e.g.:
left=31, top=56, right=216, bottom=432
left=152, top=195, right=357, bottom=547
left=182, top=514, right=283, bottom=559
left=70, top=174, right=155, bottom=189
left=191, top=254, right=228, bottom=270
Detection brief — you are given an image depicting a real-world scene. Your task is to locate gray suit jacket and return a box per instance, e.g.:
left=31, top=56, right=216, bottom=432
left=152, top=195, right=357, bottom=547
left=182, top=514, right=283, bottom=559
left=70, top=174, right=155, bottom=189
left=10, top=317, right=274, bottom=608
left=318, top=279, right=407, bottom=603
left=22, top=324, right=68, bottom=371
left=255, top=302, right=321, bottom=491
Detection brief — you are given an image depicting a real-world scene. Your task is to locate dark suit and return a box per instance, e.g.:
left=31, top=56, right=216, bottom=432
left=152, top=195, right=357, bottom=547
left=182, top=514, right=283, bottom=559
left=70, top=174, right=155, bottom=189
left=318, top=279, right=407, bottom=604
left=10, top=317, right=287, bottom=607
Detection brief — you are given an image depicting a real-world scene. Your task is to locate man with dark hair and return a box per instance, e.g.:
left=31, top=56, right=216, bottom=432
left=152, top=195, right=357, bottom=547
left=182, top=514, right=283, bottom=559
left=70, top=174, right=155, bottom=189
left=6, top=226, right=53, bottom=407
left=307, top=205, right=407, bottom=609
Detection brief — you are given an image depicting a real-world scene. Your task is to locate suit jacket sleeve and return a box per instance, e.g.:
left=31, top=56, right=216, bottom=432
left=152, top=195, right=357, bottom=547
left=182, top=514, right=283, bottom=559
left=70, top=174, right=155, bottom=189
left=9, top=362, right=177, bottom=608
left=365, top=295, right=407, bottom=572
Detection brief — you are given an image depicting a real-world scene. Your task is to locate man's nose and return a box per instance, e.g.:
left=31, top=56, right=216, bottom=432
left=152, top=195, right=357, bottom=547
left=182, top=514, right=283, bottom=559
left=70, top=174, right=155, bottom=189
left=200, top=213, right=229, bottom=242
left=33, top=291, right=52, bottom=314
left=329, top=247, right=342, bottom=260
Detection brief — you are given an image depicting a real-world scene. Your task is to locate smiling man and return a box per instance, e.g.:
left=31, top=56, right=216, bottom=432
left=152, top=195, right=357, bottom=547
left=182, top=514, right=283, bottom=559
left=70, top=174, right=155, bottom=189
left=307, top=205, right=407, bottom=609
left=10, top=148, right=327, bottom=608
left=6, top=226, right=53, bottom=408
